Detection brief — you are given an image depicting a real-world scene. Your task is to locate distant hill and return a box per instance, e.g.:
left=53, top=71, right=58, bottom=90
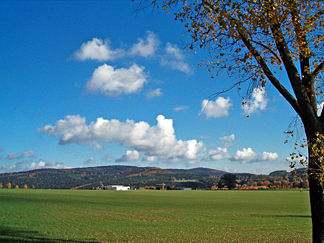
left=269, top=170, right=289, bottom=176
left=0, top=165, right=307, bottom=190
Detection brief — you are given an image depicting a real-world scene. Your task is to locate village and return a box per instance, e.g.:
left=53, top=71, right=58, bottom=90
left=95, top=183, right=290, bottom=191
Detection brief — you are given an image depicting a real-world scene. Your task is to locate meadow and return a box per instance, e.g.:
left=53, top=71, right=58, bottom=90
left=0, top=189, right=311, bottom=242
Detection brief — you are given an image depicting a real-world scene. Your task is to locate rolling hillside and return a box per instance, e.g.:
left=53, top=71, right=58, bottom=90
left=0, top=165, right=307, bottom=189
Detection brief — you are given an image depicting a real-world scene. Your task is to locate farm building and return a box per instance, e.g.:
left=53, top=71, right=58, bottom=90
left=174, top=187, right=192, bottom=190
left=105, top=185, right=130, bottom=191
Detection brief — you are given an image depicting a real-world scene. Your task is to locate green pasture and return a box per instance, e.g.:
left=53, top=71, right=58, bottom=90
left=0, top=190, right=311, bottom=242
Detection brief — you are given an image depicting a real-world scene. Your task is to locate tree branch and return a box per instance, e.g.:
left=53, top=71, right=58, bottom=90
left=238, top=27, right=302, bottom=116
left=266, top=11, right=319, bottom=122
left=201, top=0, right=302, bottom=116
left=250, top=40, right=282, bottom=64
left=311, top=61, right=324, bottom=80
left=288, top=0, right=316, bottom=110
left=207, top=75, right=252, bottom=100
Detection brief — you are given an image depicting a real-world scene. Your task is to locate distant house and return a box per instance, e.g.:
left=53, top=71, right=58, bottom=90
left=105, top=185, right=130, bottom=191
left=174, top=187, right=192, bottom=191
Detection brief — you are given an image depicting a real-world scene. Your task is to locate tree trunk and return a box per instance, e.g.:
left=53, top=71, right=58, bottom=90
left=305, top=125, right=324, bottom=243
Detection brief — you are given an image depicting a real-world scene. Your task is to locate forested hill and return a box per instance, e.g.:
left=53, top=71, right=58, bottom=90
left=0, top=165, right=307, bottom=189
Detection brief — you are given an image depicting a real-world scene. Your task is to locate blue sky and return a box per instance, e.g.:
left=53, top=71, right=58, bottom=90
left=0, top=1, right=306, bottom=174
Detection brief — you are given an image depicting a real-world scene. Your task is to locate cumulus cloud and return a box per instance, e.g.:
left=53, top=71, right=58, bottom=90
left=242, top=87, right=267, bottom=115
left=160, top=43, right=191, bottom=74
left=220, top=134, right=235, bottom=147
left=39, top=115, right=204, bottom=162
left=0, top=164, right=19, bottom=172
left=116, top=150, right=140, bottom=162
left=173, top=106, right=188, bottom=112
left=146, top=88, right=163, bottom=99
left=204, top=147, right=229, bottom=161
left=142, top=155, right=157, bottom=162
left=0, top=160, right=65, bottom=172
left=29, top=160, right=65, bottom=170
left=261, top=151, right=279, bottom=161
left=317, top=102, right=324, bottom=116
left=231, top=148, right=256, bottom=163
left=74, top=38, right=124, bottom=61
left=86, top=64, right=147, bottom=97
left=0, top=160, right=28, bottom=172
left=130, top=31, right=159, bottom=57
left=201, top=98, right=232, bottom=118
left=83, top=157, right=96, bottom=165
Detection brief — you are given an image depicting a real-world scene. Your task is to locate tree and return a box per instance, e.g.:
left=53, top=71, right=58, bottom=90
left=216, top=178, right=224, bottom=189
left=5, top=182, right=11, bottom=189
left=218, top=173, right=237, bottom=190
left=137, top=0, right=323, bottom=241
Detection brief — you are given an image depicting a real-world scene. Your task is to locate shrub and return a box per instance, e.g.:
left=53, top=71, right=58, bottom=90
left=5, top=182, right=11, bottom=189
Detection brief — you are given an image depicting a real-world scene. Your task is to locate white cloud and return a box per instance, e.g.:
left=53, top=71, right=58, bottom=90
left=90, top=142, right=102, bottom=151
left=201, top=98, right=232, bottom=118
left=220, top=134, right=235, bottom=147
left=6, top=152, right=17, bottom=160
left=317, top=102, right=324, bottom=116
left=0, top=160, right=66, bottom=172
left=0, top=160, right=27, bottom=172
left=86, top=64, right=147, bottom=97
left=173, top=106, right=188, bottom=112
left=83, top=157, right=96, bottom=165
left=160, top=43, right=191, bottom=74
left=231, top=148, right=256, bottom=163
left=188, top=160, right=197, bottom=166
left=242, top=87, right=267, bottom=115
left=146, top=88, right=163, bottom=99
left=0, top=164, right=18, bottom=172
left=6, top=151, right=37, bottom=160
left=39, top=115, right=203, bottom=162
left=74, top=38, right=124, bottom=61
left=104, top=155, right=113, bottom=162
left=261, top=152, right=279, bottom=161
left=20, top=150, right=37, bottom=159
left=200, top=135, right=210, bottom=139
left=116, top=150, right=140, bottom=162
left=204, top=147, right=229, bottom=161
left=29, top=160, right=65, bottom=170
left=142, top=155, right=157, bottom=162
left=130, top=31, right=159, bottom=57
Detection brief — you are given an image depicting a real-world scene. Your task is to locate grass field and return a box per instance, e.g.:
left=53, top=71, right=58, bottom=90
left=0, top=189, right=311, bottom=242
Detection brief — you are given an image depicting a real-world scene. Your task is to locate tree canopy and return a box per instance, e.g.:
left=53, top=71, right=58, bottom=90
left=159, top=0, right=323, bottom=116
left=218, top=173, right=237, bottom=189
left=138, top=0, right=323, bottom=241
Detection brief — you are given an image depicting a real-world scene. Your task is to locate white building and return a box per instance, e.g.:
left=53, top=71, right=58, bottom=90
left=106, top=185, right=130, bottom=191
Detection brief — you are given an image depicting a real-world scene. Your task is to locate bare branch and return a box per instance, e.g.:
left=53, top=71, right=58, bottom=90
left=207, top=75, right=252, bottom=100
left=250, top=40, right=282, bottom=64
left=312, top=61, right=324, bottom=80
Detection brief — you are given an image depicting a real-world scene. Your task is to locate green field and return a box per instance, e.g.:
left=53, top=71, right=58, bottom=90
left=0, top=190, right=311, bottom=242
